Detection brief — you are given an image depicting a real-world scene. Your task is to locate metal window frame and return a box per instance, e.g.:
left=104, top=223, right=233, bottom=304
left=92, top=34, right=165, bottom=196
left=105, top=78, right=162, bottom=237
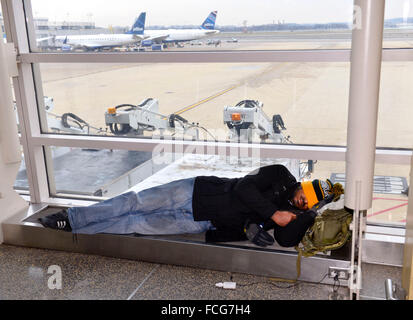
left=2, top=0, right=412, bottom=207
left=17, top=48, right=413, bottom=64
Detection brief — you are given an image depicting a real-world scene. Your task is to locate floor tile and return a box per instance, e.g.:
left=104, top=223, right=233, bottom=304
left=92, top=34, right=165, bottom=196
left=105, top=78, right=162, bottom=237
left=0, top=244, right=402, bottom=300
left=131, top=264, right=348, bottom=300
left=0, top=244, right=157, bottom=300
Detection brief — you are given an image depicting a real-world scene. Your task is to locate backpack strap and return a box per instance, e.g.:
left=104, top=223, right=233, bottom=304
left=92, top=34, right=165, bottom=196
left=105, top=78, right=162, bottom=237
left=294, top=244, right=319, bottom=280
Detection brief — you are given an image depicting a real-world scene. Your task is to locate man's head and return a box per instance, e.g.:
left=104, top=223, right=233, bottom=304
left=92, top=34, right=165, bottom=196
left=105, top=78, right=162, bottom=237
left=290, top=185, right=308, bottom=210
left=290, top=179, right=335, bottom=210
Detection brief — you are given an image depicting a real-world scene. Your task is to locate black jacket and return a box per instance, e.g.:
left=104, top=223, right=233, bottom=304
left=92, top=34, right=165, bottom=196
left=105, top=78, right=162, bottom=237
left=191, top=164, right=300, bottom=242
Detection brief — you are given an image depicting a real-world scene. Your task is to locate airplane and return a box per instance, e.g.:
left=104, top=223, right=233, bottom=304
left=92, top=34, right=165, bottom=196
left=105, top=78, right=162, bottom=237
left=50, top=13, right=147, bottom=51
left=140, top=11, right=220, bottom=46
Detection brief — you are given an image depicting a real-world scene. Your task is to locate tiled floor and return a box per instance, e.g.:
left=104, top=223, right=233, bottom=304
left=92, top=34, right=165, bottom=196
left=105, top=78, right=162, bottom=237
left=0, top=244, right=403, bottom=300
left=0, top=244, right=353, bottom=300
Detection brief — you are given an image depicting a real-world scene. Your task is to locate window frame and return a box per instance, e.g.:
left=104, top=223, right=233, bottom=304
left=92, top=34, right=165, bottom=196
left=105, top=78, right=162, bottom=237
left=2, top=0, right=412, bottom=212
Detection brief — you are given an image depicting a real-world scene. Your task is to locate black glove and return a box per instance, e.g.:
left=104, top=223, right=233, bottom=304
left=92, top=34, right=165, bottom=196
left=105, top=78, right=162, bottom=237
left=244, top=221, right=274, bottom=247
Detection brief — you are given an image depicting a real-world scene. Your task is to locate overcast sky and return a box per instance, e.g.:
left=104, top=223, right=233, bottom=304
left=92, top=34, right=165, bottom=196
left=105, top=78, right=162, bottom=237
left=28, top=0, right=413, bottom=28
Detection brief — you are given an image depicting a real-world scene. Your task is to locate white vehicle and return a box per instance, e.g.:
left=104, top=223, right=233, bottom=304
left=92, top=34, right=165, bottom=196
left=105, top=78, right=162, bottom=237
left=227, top=37, right=238, bottom=43
left=52, top=13, right=147, bottom=51
left=141, top=11, right=220, bottom=46
left=206, top=39, right=221, bottom=46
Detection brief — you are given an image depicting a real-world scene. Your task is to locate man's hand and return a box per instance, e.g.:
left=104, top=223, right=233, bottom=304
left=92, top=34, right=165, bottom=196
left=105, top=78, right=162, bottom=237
left=271, top=210, right=297, bottom=227
left=244, top=222, right=274, bottom=247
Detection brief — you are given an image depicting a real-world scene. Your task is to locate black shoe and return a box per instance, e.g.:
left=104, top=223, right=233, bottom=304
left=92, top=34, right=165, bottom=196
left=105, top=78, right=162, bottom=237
left=38, top=209, right=72, bottom=232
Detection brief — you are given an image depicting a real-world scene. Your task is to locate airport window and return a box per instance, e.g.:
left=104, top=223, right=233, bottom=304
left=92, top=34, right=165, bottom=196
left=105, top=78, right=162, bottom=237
left=24, top=0, right=413, bottom=53
left=35, top=62, right=350, bottom=147
left=368, top=162, right=409, bottom=227
left=37, top=146, right=409, bottom=227
left=14, top=153, right=30, bottom=194
left=382, top=0, right=413, bottom=49
left=0, top=6, right=3, bottom=34
left=3, top=1, right=413, bottom=300
left=28, top=0, right=357, bottom=53
left=43, top=145, right=310, bottom=201
left=320, top=160, right=410, bottom=227
left=377, top=61, right=413, bottom=149
left=293, top=160, right=409, bottom=226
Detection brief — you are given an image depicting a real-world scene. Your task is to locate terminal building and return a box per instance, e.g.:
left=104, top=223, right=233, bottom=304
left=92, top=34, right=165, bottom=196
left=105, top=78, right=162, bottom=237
left=1, top=11, right=103, bottom=47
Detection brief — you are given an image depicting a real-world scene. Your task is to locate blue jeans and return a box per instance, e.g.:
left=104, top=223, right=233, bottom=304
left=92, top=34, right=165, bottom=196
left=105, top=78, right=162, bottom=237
left=67, top=177, right=213, bottom=235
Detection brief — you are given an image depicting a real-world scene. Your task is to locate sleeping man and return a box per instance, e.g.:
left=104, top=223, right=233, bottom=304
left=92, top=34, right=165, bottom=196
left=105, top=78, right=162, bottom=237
left=39, top=164, right=342, bottom=247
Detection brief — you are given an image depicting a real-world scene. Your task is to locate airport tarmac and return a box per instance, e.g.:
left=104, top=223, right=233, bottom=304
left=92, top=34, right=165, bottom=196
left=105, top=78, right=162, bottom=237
left=35, top=36, right=412, bottom=224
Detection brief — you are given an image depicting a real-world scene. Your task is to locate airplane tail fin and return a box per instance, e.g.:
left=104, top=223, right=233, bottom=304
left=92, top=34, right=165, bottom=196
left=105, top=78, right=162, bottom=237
left=127, top=12, right=146, bottom=34
left=200, top=11, right=217, bottom=30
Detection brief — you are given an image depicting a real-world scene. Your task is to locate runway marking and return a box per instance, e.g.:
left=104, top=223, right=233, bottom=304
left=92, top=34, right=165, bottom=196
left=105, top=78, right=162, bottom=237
left=370, top=197, right=408, bottom=222
left=173, top=84, right=239, bottom=115
left=368, top=202, right=408, bottom=218
left=42, top=64, right=135, bottom=84
left=372, top=197, right=408, bottom=202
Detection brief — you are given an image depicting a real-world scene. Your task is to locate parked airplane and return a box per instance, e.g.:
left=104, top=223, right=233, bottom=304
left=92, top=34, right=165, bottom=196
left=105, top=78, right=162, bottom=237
left=140, top=11, right=220, bottom=46
left=53, top=13, right=147, bottom=51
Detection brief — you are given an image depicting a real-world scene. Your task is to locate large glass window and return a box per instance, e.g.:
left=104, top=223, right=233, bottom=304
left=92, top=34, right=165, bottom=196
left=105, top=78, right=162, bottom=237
left=46, top=146, right=162, bottom=197
left=3, top=0, right=410, bottom=234
left=14, top=154, right=30, bottom=194
left=369, top=163, right=409, bottom=226
left=26, top=0, right=413, bottom=52
left=29, top=0, right=355, bottom=52
left=35, top=62, right=350, bottom=146
left=383, top=0, right=413, bottom=49
left=377, top=61, right=413, bottom=149
left=45, top=144, right=409, bottom=227
left=0, top=6, right=4, bottom=38
left=46, top=145, right=310, bottom=200
left=326, top=161, right=409, bottom=226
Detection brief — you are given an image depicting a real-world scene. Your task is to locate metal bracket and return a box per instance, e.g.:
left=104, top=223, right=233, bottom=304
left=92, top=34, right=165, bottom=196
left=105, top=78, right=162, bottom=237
left=385, top=279, right=406, bottom=300
left=349, top=180, right=364, bottom=299
left=328, top=267, right=351, bottom=280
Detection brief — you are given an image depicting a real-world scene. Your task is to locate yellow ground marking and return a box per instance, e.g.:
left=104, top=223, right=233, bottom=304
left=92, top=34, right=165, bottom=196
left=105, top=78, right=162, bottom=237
left=173, top=84, right=239, bottom=115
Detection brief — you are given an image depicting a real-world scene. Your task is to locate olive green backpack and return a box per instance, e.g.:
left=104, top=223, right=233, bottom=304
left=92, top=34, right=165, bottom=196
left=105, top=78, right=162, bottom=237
left=293, top=191, right=353, bottom=280
left=273, top=207, right=353, bottom=283
left=296, top=208, right=353, bottom=258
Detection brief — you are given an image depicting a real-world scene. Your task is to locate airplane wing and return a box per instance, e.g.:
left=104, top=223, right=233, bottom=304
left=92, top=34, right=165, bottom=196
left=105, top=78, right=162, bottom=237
left=81, top=43, right=104, bottom=49
left=36, top=36, right=54, bottom=43
left=145, top=33, right=170, bottom=43
left=205, top=30, right=220, bottom=35
left=132, top=34, right=148, bottom=41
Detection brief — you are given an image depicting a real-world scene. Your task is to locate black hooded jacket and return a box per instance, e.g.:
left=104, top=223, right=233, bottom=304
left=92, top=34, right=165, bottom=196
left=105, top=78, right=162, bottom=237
left=191, top=164, right=300, bottom=242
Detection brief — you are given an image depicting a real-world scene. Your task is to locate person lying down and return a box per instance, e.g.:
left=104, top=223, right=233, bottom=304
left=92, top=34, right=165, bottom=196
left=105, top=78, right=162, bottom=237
left=38, top=164, right=344, bottom=247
